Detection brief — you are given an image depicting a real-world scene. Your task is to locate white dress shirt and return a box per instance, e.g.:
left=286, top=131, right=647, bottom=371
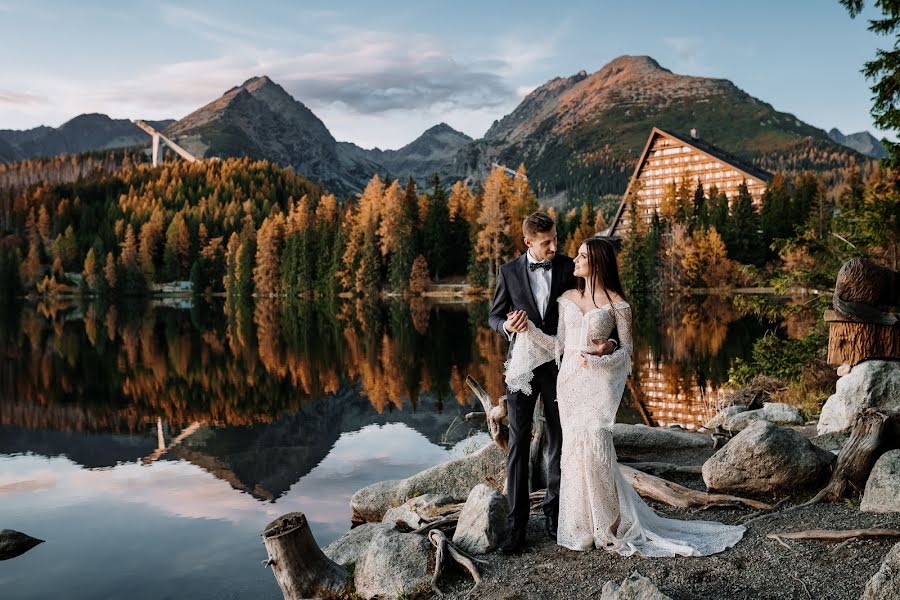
left=526, top=250, right=552, bottom=319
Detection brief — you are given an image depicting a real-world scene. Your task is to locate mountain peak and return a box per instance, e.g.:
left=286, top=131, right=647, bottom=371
left=601, top=55, right=668, bottom=73
left=240, top=75, right=276, bottom=91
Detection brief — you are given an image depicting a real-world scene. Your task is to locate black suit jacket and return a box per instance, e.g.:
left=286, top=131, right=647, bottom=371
left=488, top=253, right=578, bottom=356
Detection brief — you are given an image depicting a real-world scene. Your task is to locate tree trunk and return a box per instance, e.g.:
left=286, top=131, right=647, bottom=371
left=261, top=512, right=348, bottom=600
left=812, top=411, right=891, bottom=503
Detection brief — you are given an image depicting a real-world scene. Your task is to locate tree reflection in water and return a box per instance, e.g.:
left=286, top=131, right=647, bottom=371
left=0, top=295, right=778, bottom=436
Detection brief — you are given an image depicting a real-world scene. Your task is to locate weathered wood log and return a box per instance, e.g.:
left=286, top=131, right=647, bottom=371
left=261, top=512, right=348, bottom=600
left=466, top=375, right=508, bottom=451
left=768, top=528, right=900, bottom=543
left=619, top=465, right=771, bottom=510
left=0, top=529, right=44, bottom=561
left=808, top=410, right=892, bottom=503
left=428, top=529, right=481, bottom=596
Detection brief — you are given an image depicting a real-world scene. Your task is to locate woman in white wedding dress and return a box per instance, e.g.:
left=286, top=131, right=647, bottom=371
left=505, top=238, right=745, bottom=557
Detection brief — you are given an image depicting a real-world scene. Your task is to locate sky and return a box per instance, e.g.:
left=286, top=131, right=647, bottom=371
left=0, top=0, right=893, bottom=149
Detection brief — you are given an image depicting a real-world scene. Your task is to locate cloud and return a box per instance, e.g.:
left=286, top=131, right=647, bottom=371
left=0, top=90, right=47, bottom=105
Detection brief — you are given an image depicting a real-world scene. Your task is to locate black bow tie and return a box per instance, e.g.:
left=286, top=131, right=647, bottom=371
left=529, top=260, right=552, bottom=271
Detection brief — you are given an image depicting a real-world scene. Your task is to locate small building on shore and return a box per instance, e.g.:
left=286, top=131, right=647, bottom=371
left=608, top=127, right=773, bottom=237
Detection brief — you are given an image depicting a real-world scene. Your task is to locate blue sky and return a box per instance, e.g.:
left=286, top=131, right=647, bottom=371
left=0, top=0, right=893, bottom=148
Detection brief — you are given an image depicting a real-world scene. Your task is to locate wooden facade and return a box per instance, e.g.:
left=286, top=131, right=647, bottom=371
left=631, top=349, right=722, bottom=431
left=608, top=128, right=773, bottom=237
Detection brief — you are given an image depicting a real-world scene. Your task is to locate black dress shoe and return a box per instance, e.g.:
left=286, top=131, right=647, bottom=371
left=499, top=527, right=526, bottom=554
left=545, top=515, right=558, bottom=539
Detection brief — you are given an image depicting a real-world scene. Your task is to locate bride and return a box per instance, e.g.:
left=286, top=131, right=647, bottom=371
left=505, top=237, right=745, bottom=556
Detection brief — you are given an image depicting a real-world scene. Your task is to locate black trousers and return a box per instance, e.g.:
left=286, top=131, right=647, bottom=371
left=505, top=360, right=563, bottom=531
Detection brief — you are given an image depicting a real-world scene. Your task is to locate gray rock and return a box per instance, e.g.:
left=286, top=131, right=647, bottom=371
left=381, top=493, right=455, bottom=528
left=861, top=450, right=900, bottom=513
left=810, top=431, right=851, bottom=454
left=702, top=421, right=835, bottom=495
left=452, top=483, right=508, bottom=554
left=818, top=360, right=900, bottom=435
left=353, top=529, right=432, bottom=599
left=862, top=542, right=900, bottom=600
left=726, top=402, right=805, bottom=431
left=613, top=424, right=710, bottom=450
left=323, top=522, right=394, bottom=567
left=601, top=571, right=672, bottom=600
left=352, top=442, right=506, bottom=523
left=351, top=479, right=401, bottom=524
left=703, top=405, right=748, bottom=430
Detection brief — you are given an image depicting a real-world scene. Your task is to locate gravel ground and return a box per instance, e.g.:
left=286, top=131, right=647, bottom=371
left=434, top=433, right=900, bottom=600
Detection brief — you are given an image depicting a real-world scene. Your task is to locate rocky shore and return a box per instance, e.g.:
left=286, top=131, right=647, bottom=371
left=264, top=360, right=900, bottom=599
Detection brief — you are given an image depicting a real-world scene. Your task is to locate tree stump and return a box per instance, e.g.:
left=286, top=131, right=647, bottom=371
left=261, top=512, right=348, bottom=600
left=827, top=258, right=899, bottom=366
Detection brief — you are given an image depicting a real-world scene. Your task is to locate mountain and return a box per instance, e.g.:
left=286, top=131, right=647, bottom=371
left=342, top=122, right=473, bottom=184
left=164, top=75, right=382, bottom=195
left=0, top=114, right=175, bottom=162
left=828, top=128, right=887, bottom=159
left=450, top=55, right=862, bottom=202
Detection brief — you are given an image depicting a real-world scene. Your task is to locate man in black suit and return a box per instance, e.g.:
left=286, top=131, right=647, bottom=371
left=487, top=212, right=582, bottom=553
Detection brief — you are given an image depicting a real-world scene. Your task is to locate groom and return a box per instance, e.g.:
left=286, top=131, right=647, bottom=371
left=488, top=212, right=577, bottom=553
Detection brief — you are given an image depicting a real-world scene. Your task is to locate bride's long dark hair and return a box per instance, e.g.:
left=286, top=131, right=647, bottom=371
left=576, top=237, right=627, bottom=312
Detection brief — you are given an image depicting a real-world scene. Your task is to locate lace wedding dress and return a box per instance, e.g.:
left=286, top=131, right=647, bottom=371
left=505, top=296, right=745, bottom=556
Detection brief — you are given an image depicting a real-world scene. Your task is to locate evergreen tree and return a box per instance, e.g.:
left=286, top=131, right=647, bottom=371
left=423, top=174, right=450, bottom=280
left=725, top=183, right=764, bottom=266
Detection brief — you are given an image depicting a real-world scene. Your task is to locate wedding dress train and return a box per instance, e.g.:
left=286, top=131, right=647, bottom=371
left=505, top=296, right=745, bottom=556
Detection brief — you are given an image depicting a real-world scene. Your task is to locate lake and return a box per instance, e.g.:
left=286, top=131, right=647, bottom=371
left=0, top=295, right=777, bottom=599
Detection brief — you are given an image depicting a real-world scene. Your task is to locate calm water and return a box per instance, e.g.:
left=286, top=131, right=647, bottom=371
left=0, top=296, right=776, bottom=599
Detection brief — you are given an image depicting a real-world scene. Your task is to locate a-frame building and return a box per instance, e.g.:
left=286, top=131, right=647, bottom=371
left=608, top=128, right=773, bottom=238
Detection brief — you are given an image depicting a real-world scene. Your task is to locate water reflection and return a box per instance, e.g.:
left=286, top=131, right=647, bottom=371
left=0, top=295, right=776, bottom=599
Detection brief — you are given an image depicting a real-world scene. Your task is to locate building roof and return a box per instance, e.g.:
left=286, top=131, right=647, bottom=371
left=607, top=127, right=774, bottom=235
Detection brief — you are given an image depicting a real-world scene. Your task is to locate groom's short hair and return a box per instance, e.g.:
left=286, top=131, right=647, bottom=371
left=523, top=212, right=555, bottom=239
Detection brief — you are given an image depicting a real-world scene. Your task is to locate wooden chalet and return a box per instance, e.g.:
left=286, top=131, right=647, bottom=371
left=608, top=128, right=773, bottom=237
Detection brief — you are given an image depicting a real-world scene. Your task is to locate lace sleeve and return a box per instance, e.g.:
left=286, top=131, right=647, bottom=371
left=504, top=320, right=559, bottom=395
left=582, top=304, right=633, bottom=371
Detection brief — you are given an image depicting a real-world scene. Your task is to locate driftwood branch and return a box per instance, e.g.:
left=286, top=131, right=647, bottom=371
left=466, top=375, right=508, bottom=451
left=428, top=529, right=482, bottom=596
left=768, top=528, right=900, bottom=543
left=620, top=465, right=771, bottom=510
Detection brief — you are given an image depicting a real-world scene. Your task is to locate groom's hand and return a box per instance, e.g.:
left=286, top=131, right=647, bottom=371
left=504, top=310, right=528, bottom=333
left=587, top=338, right=616, bottom=356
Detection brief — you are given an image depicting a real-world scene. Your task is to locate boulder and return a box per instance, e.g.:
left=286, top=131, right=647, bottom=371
left=323, top=522, right=394, bottom=567
left=861, top=450, right=900, bottom=513
left=612, top=424, right=710, bottom=450
left=818, top=360, right=900, bottom=435
left=381, top=493, right=455, bottom=528
left=726, top=402, right=804, bottom=431
left=861, top=542, right=900, bottom=600
left=703, top=405, right=748, bottom=430
left=452, top=484, right=508, bottom=554
left=351, top=479, right=401, bottom=524
left=702, top=421, right=835, bottom=495
left=352, top=442, right=506, bottom=523
left=600, top=571, right=672, bottom=600
left=353, top=529, right=432, bottom=599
